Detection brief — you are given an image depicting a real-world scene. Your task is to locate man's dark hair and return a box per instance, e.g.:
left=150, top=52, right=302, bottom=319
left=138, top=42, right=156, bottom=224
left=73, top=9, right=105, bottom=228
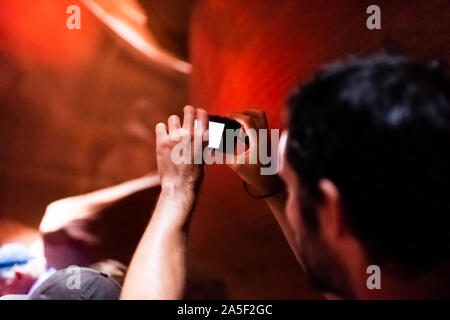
left=286, top=55, right=450, bottom=272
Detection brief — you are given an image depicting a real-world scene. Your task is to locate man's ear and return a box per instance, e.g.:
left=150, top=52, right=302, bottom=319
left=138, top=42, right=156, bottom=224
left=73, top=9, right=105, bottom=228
left=317, top=179, right=346, bottom=240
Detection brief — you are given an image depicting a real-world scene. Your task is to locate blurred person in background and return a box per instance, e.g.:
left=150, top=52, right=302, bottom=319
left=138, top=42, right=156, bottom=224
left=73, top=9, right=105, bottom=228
left=0, top=243, right=125, bottom=299
left=0, top=243, right=53, bottom=298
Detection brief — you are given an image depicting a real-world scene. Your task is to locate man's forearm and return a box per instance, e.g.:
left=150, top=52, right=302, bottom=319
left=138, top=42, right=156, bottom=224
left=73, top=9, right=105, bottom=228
left=120, top=186, right=195, bottom=300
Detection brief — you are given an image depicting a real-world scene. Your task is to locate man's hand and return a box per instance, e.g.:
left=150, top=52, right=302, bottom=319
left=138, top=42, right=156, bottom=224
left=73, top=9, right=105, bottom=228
left=225, top=110, right=301, bottom=264
left=155, top=105, right=208, bottom=194
left=227, top=110, right=283, bottom=196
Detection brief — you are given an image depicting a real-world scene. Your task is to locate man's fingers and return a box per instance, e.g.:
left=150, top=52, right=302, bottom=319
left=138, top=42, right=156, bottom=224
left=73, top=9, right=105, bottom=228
left=183, top=105, right=196, bottom=135
left=168, top=115, right=181, bottom=134
left=243, top=109, right=268, bottom=129
left=155, top=122, right=168, bottom=140
left=227, top=113, right=258, bottom=148
left=227, top=113, right=258, bottom=132
left=193, top=108, right=208, bottom=151
left=196, top=108, right=209, bottom=132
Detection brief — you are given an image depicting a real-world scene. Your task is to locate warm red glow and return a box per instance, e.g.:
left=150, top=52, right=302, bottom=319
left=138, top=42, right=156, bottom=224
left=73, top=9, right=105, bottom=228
left=190, top=0, right=450, bottom=129
left=0, top=0, right=102, bottom=71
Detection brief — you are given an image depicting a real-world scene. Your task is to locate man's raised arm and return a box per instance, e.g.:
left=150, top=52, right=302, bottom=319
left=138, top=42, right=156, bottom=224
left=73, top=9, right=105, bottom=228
left=121, top=106, right=208, bottom=300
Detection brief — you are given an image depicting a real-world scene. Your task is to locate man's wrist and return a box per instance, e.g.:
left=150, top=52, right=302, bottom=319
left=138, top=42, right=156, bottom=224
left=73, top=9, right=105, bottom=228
left=152, top=184, right=196, bottom=232
left=160, top=182, right=196, bottom=196
left=160, top=182, right=197, bottom=216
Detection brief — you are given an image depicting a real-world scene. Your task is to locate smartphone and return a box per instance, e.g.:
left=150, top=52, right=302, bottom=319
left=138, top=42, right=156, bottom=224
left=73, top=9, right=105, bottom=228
left=196, top=115, right=246, bottom=153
